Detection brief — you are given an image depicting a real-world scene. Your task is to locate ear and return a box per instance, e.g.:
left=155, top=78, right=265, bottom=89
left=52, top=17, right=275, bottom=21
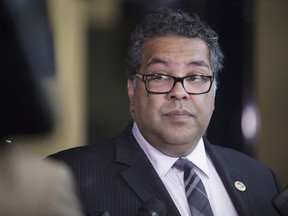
left=127, top=79, right=135, bottom=113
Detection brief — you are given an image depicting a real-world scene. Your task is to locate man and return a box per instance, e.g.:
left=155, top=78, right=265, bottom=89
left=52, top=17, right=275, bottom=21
left=49, top=8, right=281, bottom=216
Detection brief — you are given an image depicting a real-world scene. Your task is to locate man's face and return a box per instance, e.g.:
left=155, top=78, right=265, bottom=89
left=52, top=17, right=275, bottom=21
left=128, top=36, right=216, bottom=157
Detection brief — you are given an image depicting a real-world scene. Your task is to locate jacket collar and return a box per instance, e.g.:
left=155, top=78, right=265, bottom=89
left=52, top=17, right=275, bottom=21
left=115, top=123, right=181, bottom=215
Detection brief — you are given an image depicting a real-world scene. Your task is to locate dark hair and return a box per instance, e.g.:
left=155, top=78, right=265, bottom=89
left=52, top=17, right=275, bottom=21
left=125, top=7, right=224, bottom=79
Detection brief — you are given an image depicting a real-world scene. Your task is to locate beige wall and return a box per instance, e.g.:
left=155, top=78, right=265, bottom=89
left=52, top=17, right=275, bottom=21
left=255, top=0, right=288, bottom=186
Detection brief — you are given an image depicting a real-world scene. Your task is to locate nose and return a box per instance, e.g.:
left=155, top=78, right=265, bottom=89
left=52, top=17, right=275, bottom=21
left=167, top=81, right=189, bottom=100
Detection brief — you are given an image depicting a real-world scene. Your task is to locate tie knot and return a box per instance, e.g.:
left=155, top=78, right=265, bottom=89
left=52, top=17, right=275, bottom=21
left=173, top=157, right=194, bottom=173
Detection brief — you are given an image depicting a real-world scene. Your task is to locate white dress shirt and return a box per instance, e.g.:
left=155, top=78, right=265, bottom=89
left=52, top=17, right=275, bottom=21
left=132, top=122, right=238, bottom=216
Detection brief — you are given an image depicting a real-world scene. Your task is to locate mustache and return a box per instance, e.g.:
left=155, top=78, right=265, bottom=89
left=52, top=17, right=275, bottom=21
left=160, top=101, right=196, bottom=116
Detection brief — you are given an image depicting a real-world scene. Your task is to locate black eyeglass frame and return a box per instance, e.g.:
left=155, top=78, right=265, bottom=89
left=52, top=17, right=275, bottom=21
left=135, top=73, right=215, bottom=95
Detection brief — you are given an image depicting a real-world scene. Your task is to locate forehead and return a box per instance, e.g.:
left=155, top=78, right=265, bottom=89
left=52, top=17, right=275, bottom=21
left=141, top=36, right=211, bottom=71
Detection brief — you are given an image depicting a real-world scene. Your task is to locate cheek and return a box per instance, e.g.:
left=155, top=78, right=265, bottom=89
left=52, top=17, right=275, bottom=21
left=133, top=93, right=161, bottom=121
left=134, top=93, right=152, bottom=112
left=130, top=85, right=147, bottom=116
left=209, top=94, right=215, bottom=110
left=128, top=80, right=143, bottom=114
left=194, top=91, right=215, bottom=117
left=202, top=93, right=215, bottom=116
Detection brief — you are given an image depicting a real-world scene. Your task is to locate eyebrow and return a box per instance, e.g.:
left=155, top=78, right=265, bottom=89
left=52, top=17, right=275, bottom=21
left=188, top=60, right=210, bottom=69
left=145, top=58, right=210, bottom=69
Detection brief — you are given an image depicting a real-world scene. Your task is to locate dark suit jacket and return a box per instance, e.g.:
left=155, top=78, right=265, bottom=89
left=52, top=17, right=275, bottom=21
left=49, top=123, right=281, bottom=216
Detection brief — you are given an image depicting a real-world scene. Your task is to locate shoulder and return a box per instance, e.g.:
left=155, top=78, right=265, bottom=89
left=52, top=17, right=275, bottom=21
left=48, top=123, right=135, bottom=164
left=206, top=140, right=281, bottom=187
left=211, top=144, right=254, bottom=162
left=48, top=139, right=115, bottom=163
left=209, top=143, right=268, bottom=171
left=204, top=138, right=262, bottom=166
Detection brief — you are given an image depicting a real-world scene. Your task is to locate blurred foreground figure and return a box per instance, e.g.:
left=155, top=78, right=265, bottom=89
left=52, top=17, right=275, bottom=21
left=0, top=0, right=84, bottom=215
left=0, top=140, right=83, bottom=216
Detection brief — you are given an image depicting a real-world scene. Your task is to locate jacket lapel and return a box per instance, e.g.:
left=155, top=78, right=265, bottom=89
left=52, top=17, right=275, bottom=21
left=204, top=138, right=253, bottom=215
left=115, top=125, right=181, bottom=216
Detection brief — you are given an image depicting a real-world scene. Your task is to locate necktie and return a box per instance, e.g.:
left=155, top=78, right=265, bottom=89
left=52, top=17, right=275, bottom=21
left=174, top=158, right=214, bottom=216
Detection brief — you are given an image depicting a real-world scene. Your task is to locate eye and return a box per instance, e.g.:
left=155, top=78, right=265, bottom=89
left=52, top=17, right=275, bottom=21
left=186, top=75, right=205, bottom=83
left=147, top=73, right=168, bottom=81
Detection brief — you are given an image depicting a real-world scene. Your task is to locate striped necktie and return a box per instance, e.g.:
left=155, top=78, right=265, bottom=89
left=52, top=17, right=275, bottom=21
left=174, top=158, right=214, bottom=216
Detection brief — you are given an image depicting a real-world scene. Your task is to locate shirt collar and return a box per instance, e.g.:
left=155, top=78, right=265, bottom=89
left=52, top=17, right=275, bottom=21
left=132, top=122, right=211, bottom=178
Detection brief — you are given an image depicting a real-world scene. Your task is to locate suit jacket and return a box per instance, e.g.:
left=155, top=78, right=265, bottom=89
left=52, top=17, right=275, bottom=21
left=49, top=123, right=281, bottom=216
left=0, top=143, right=84, bottom=216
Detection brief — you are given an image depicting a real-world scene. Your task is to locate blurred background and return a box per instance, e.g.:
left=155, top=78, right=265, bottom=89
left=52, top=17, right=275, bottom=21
left=5, top=0, right=287, bottom=186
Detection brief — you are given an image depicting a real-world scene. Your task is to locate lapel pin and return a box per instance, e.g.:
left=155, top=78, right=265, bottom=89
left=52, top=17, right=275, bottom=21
left=234, top=181, right=246, bottom=192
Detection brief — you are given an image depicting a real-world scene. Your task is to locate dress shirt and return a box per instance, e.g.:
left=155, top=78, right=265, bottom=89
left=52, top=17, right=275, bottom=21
left=132, top=122, right=238, bottom=216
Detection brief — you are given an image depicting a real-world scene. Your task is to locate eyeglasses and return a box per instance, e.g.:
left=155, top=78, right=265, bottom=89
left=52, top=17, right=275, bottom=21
left=135, top=73, right=214, bottom=95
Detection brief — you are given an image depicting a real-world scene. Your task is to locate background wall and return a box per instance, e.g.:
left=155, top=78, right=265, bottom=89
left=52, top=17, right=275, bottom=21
left=18, top=0, right=287, bottom=186
left=255, top=0, right=288, bottom=187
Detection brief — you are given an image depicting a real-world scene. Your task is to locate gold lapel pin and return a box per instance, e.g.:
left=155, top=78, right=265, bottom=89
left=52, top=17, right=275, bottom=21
left=234, top=181, right=246, bottom=192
